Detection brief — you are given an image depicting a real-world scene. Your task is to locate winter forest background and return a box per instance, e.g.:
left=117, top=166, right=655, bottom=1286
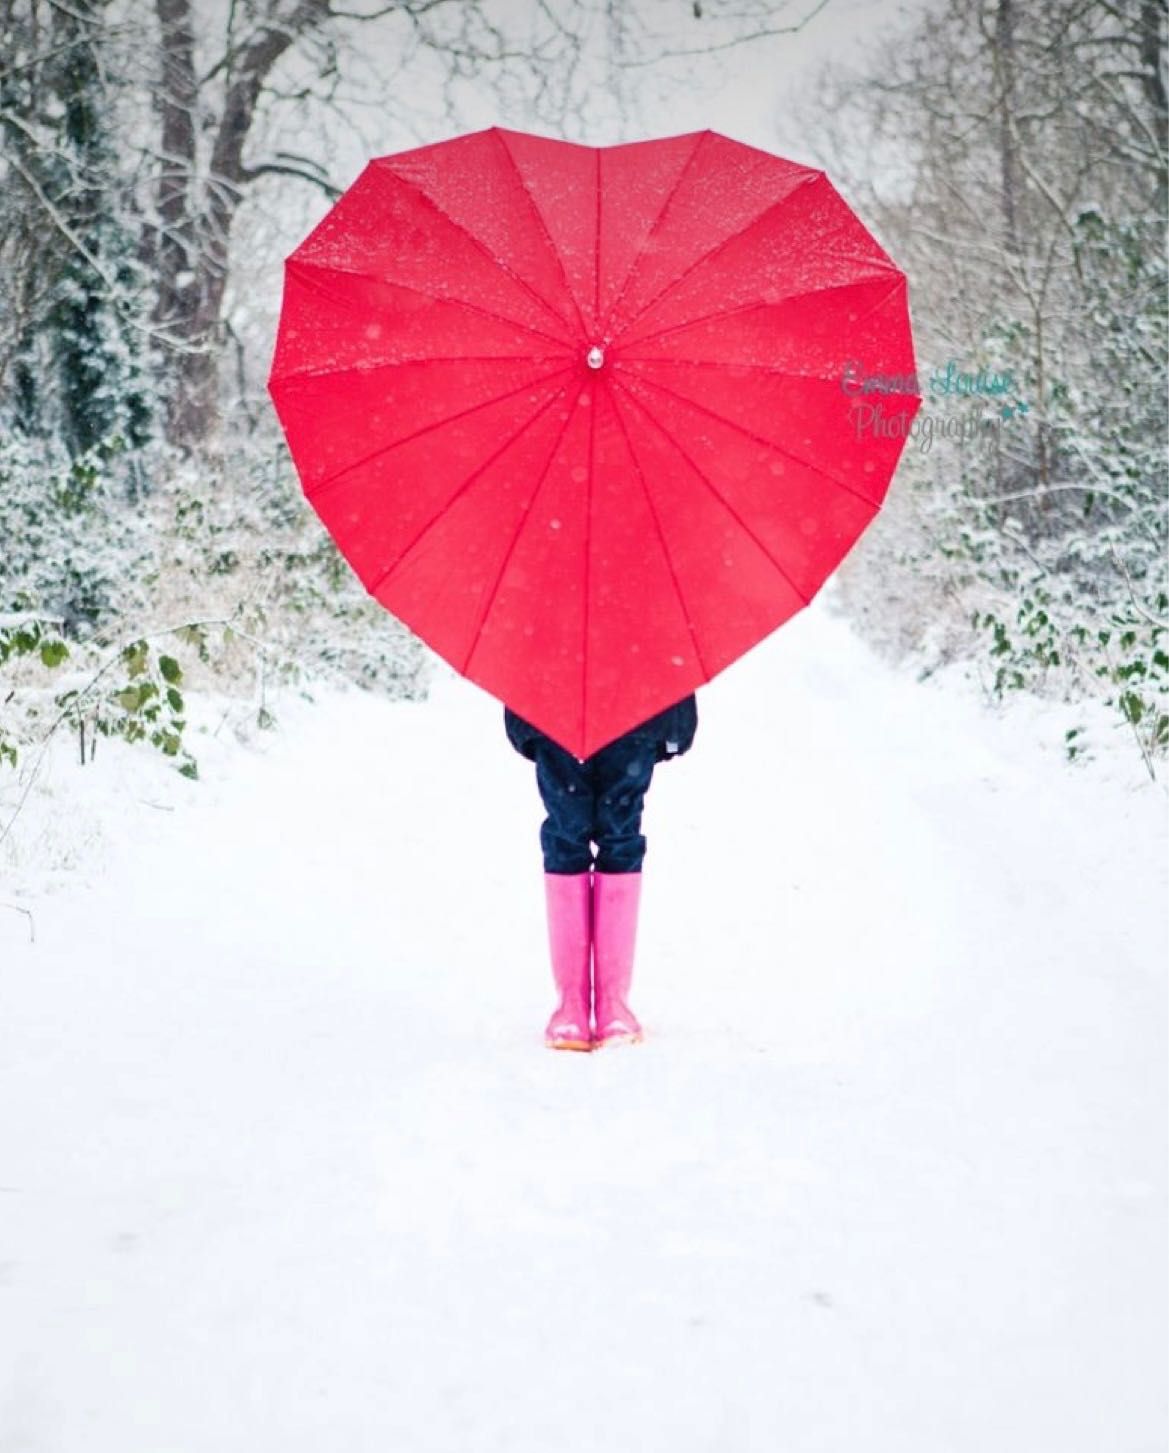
left=1, top=5, right=1166, bottom=1445
left=1, top=0, right=1166, bottom=824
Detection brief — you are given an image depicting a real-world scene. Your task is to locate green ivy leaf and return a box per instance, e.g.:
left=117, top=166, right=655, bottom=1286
left=178, top=624, right=210, bottom=663
left=39, top=639, right=69, bottom=668
left=1120, top=691, right=1144, bottom=725
left=158, top=654, right=182, bottom=684
left=123, top=640, right=149, bottom=678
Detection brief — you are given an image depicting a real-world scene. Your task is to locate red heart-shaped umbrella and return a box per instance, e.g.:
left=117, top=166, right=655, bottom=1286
left=268, top=127, right=921, bottom=757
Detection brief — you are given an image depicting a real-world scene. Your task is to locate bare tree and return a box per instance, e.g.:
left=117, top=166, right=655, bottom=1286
left=792, top=0, right=1167, bottom=763
left=141, top=0, right=833, bottom=448
left=4, top=0, right=835, bottom=450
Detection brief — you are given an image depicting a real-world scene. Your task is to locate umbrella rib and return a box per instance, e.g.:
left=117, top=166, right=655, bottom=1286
left=274, top=353, right=572, bottom=384
left=596, top=130, right=709, bottom=344
left=606, top=385, right=711, bottom=682
left=609, top=170, right=835, bottom=349
left=612, top=376, right=814, bottom=608
left=623, top=357, right=891, bottom=387
left=461, top=388, right=583, bottom=677
left=593, top=146, right=602, bottom=336
left=304, top=363, right=574, bottom=501
left=373, top=162, right=578, bottom=344
left=371, top=379, right=574, bottom=599
left=581, top=379, right=596, bottom=750
left=618, top=368, right=883, bottom=510
left=617, top=275, right=905, bottom=355
left=491, top=129, right=590, bottom=339
left=284, top=258, right=575, bottom=352
left=610, top=376, right=812, bottom=610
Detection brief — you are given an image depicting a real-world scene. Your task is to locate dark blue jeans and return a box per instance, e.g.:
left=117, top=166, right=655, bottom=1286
left=505, top=697, right=696, bottom=875
left=533, top=735, right=657, bottom=874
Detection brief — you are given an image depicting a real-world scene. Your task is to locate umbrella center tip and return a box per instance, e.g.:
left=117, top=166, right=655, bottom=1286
left=586, top=345, right=605, bottom=370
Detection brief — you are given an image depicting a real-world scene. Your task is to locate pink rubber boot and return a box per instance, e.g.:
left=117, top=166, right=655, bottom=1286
left=592, top=871, right=644, bottom=1048
left=543, top=871, right=593, bottom=1051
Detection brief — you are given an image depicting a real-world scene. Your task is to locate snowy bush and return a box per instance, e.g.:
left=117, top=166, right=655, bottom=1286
left=807, top=0, right=1168, bottom=776
left=1, top=428, right=430, bottom=790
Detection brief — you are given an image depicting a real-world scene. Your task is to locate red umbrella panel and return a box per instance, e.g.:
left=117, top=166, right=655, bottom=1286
left=268, top=126, right=922, bottom=759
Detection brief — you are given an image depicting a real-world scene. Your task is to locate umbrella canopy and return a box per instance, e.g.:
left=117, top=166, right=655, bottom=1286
left=268, top=126, right=921, bottom=758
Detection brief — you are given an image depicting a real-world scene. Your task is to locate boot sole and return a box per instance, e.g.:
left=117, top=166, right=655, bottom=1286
left=545, top=1036, right=593, bottom=1052
left=593, top=1031, right=644, bottom=1049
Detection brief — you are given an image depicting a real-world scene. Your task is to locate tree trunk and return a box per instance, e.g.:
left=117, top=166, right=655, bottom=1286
left=152, top=0, right=330, bottom=450
left=995, top=0, right=1020, bottom=256
left=1138, top=0, right=1167, bottom=217
left=153, top=0, right=207, bottom=445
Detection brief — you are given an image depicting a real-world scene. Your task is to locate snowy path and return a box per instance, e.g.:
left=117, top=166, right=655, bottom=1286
left=2, top=599, right=1166, bottom=1452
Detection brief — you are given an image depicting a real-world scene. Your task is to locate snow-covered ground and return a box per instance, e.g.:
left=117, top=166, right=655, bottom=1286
left=1, top=593, right=1166, bottom=1453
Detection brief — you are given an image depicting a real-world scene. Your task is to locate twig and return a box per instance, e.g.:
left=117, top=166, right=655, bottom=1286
left=1109, top=544, right=1169, bottom=630
left=0, top=609, right=308, bottom=853
left=0, top=900, right=35, bottom=944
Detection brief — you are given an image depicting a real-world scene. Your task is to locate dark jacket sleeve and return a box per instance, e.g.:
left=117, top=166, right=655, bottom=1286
left=505, top=696, right=697, bottom=764
left=626, top=694, right=698, bottom=764
left=504, top=705, right=542, bottom=761
left=653, top=693, right=698, bottom=763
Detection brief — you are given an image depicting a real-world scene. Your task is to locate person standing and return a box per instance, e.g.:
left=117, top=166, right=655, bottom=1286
left=504, top=695, right=698, bottom=1051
